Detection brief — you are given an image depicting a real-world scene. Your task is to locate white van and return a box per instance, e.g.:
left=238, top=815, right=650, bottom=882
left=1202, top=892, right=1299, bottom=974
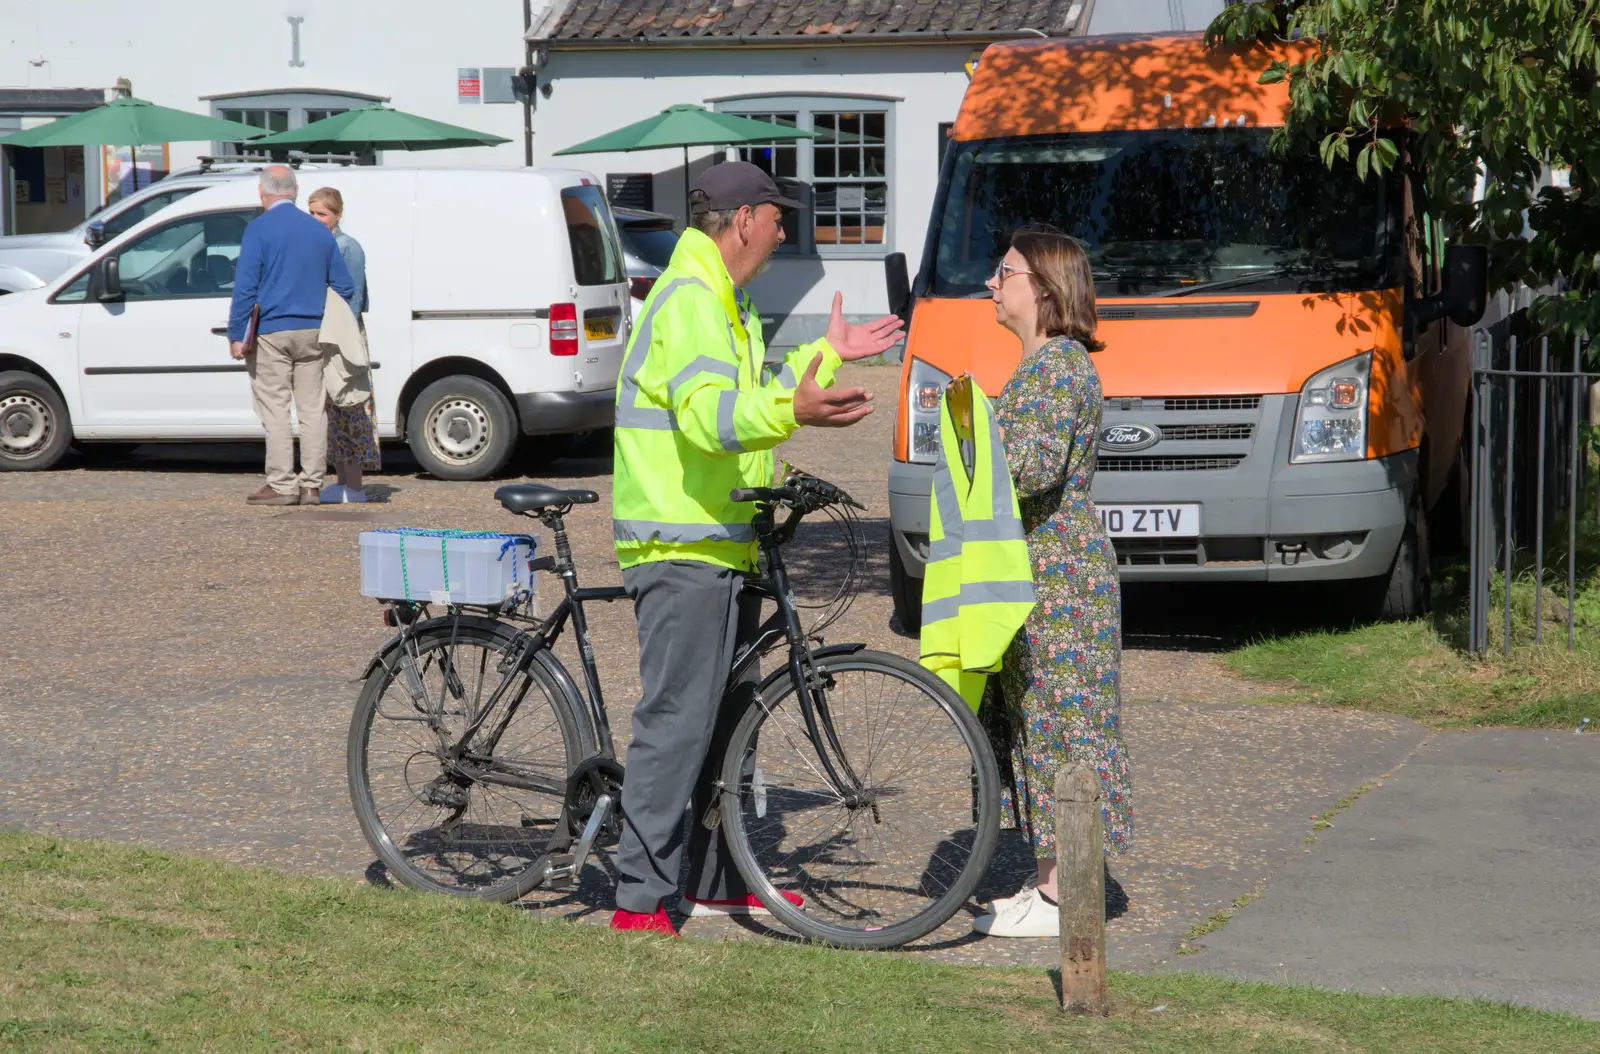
left=0, top=167, right=628, bottom=480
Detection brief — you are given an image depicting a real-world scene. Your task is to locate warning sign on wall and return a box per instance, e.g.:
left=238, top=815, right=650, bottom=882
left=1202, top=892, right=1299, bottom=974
left=458, top=68, right=481, bottom=104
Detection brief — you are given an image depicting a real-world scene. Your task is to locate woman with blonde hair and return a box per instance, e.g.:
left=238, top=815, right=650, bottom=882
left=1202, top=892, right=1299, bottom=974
left=972, top=223, right=1130, bottom=938
left=307, top=186, right=379, bottom=502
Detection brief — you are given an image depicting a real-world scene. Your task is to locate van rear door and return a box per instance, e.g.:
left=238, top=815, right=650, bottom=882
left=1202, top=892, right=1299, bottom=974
left=557, top=183, right=627, bottom=395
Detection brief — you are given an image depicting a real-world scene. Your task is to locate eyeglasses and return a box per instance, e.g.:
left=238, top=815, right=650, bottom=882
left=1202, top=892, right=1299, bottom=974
left=991, top=260, right=1033, bottom=284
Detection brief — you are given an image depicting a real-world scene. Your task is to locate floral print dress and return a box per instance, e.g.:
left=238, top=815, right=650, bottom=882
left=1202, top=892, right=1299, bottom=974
left=985, top=335, right=1131, bottom=857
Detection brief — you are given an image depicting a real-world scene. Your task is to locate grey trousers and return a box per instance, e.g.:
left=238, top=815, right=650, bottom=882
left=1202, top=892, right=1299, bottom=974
left=614, top=559, right=759, bottom=914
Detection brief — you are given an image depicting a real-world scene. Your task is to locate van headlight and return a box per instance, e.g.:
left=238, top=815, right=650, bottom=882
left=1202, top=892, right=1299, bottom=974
left=906, top=358, right=952, bottom=464
left=1291, top=352, right=1371, bottom=463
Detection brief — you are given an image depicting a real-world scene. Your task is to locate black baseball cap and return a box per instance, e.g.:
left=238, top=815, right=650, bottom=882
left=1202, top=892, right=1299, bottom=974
left=689, top=161, right=801, bottom=216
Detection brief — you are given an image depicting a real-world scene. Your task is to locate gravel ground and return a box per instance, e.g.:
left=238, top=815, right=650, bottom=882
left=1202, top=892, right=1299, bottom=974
left=0, top=364, right=1427, bottom=969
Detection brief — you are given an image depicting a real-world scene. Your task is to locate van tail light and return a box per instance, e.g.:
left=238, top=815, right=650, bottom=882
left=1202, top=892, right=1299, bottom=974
left=550, top=303, right=579, bottom=356
left=629, top=276, right=656, bottom=301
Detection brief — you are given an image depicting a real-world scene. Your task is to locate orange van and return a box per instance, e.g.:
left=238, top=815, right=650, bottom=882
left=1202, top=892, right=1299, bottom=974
left=883, top=32, right=1487, bottom=632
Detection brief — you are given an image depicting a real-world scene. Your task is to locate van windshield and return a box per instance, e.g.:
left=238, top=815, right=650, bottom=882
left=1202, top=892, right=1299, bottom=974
left=930, top=129, right=1399, bottom=298
left=561, top=185, right=626, bottom=286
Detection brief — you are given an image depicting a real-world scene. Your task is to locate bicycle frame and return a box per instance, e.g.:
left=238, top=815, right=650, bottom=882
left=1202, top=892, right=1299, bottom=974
left=389, top=498, right=870, bottom=808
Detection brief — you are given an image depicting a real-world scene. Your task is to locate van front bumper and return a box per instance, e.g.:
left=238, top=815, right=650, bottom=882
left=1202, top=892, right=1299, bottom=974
left=516, top=389, right=615, bottom=435
left=888, top=394, right=1416, bottom=584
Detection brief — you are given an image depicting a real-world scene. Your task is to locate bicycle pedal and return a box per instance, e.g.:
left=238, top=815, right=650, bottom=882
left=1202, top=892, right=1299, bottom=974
left=543, top=853, right=576, bottom=889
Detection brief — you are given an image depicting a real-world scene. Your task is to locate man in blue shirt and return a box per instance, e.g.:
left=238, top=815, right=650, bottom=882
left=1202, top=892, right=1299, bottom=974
left=229, top=165, right=357, bottom=505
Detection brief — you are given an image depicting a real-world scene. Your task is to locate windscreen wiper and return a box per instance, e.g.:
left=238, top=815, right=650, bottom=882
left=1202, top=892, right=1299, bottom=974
left=1154, top=268, right=1295, bottom=298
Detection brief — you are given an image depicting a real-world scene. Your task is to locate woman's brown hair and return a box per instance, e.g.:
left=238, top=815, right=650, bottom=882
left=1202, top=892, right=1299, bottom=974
left=307, top=186, right=344, bottom=220
left=1011, top=223, right=1104, bottom=353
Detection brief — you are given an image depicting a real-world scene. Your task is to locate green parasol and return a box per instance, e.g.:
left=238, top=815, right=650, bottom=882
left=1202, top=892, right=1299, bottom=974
left=0, top=96, right=267, bottom=192
left=553, top=104, right=818, bottom=217
left=248, top=105, right=511, bottom=153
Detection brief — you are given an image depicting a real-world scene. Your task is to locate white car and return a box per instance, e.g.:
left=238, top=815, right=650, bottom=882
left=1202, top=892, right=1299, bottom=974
left=0, top=161, right=322, bottom=295
left=0, top=167, right=629, bottom=479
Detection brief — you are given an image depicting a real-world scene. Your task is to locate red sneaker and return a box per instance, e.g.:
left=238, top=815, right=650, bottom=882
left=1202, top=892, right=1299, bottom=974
left=609, top=905, right=678, bottom=937
left=683, top=891, right=804, bottom=918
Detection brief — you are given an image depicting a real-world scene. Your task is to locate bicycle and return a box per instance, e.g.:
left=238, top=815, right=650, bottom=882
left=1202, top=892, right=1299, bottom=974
left=346, top=470, right=1001, bottom=949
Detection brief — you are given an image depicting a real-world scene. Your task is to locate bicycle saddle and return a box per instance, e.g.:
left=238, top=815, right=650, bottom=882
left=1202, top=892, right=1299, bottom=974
left=494, top=483, right=600, bottom=515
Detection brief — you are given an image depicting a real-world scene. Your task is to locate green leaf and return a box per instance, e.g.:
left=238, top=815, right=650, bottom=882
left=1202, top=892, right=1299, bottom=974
left=1357, top=142, right=1373, bottom=181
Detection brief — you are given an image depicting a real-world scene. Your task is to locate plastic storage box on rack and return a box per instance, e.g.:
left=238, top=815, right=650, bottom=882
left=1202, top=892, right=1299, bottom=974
left=358, top=528, right=537, bottom=607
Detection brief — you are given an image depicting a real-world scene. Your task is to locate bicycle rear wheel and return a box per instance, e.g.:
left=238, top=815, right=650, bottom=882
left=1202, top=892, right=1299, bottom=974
left=719, top=649, right=1000, bottom=949
left=348, top=617, right=590, bottom=901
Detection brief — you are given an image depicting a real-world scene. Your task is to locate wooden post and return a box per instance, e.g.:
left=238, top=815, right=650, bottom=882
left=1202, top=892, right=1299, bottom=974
left=1057, top=762, right=1107, bottom=1015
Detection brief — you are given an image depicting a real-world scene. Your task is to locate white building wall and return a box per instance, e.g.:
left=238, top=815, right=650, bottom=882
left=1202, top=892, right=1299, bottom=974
left=536, top=45, right=975, bottom=348
left=0, top=0, right=531, bottom=169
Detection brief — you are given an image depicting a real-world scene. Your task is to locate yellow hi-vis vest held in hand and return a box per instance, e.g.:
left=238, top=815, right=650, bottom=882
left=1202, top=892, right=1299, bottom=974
left=919, top=379, right=1036, bottom=712
left=612, top=227, right=841, bottom=572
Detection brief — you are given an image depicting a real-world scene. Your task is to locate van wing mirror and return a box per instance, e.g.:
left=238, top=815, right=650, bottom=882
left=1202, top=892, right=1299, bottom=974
left=96, top=257, right=124, bottom=302
left=1412, top=243, right=1488, bottom=329
left=884, top=252, right=913, bottom=332
left=1441, top=243, right=1488, bottom=327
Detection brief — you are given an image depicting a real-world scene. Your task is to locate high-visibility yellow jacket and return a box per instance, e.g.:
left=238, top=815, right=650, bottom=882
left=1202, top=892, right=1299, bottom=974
left=919, top=384, right=1036, bottom=712
left=612, top=228, right=840, bottom=572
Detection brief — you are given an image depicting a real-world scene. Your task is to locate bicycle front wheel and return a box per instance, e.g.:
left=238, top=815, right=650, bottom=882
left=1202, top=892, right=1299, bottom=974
left=719, top=649, right=1000, bottom=949
left=348, top=617, right=590, bottom=902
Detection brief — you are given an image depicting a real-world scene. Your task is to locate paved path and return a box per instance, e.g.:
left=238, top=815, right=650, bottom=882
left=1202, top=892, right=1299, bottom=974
left=1170, top=729, right=1600, bottom=1018
left=0, top=365, right=1429, bottom=971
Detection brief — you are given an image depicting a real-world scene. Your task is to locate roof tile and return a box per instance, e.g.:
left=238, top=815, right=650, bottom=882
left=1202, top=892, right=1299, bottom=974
left=551, top=0, right=1087, bottom=41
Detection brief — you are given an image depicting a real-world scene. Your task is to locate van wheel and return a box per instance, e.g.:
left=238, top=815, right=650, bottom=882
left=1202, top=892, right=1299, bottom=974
left=1364, top=494, right=1431, bottom=621
left=407, top=376, right=517, bottom=481
left=0, top=371, right=72, bottom=472
left=889, top=541, right=923, bottom=636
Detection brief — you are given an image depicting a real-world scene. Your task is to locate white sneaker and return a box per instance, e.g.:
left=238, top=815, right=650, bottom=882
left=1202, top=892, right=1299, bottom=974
left=344, top=488, right=368, bottom=503
left=973, top=886, right=1059, bottom=938
left=984, top=881, right=1038, bottom=914
left=319, top=484, right=346, bottom=503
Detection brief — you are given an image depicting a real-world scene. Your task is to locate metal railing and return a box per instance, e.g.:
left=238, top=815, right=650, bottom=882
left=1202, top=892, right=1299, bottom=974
left=1467, top=317, right=1594, bottom=655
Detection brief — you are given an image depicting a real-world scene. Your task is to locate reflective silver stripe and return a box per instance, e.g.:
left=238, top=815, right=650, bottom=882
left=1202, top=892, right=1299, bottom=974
left=921, top=579, right=1035, bottom=628
left=615, top=403, right=677, bottom=430
left=985, top=402, right=1021, bottom=523
left=616, top=276, right=708, bottom=432
left=716, top=389, right=744, bottom=452
left=769, top=363, right=797, bottom=389
left=613, top=518, right=757, bottom=544
left=959, top=579, right=1035, bottom=606
left=668, top=355, right=739, bottom=400
left=921, top=595, right=960, bottom=625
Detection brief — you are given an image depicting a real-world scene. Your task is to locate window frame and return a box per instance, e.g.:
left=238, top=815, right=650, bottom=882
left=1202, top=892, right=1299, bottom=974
left=205, top=89, right=386, bottom=161
left=714, top=94, right=897, bottom=260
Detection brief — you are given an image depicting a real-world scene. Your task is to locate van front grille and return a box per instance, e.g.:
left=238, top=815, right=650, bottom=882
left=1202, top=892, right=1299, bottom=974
left=1161, top=396, right=1262, bottom=412
left=1097, top=456, right=1244, bottom=472
left=1112, top=539, right=1200, bottom=566
left=1156, top=423, right=1255, bottom=442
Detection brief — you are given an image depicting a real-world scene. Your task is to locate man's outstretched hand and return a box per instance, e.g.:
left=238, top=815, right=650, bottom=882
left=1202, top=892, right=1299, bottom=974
left=793, top=354, right=872, bottom=428
left=824, top=291, right=905, bottom=362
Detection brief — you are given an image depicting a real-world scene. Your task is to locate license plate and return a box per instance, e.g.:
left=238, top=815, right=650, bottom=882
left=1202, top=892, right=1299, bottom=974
left=584, top=317, right=616, bottom=340
left=1097, top=504, right=1200, bottom=537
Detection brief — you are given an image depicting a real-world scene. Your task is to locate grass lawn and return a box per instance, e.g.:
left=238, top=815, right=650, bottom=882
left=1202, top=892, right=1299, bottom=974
left=2, top=833, right=1596, bottom=1052
left=1222, top=540, right=1600, bottom=729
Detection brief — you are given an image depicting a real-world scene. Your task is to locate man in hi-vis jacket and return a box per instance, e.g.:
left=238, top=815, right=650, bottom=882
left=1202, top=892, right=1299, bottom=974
left=609, top=162, right=903, bottom=934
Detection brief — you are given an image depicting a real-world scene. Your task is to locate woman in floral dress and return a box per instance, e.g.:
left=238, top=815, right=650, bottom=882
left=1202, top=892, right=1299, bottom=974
left=308, top=186, right=381, bottom=503
left=972, top=225, right=1131, bottom=939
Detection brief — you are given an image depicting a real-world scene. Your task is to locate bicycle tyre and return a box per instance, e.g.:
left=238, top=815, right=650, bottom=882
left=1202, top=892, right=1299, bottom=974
left=348, top=616, right=592, bottom=902
left=719, top=649, right=1000, bottom=949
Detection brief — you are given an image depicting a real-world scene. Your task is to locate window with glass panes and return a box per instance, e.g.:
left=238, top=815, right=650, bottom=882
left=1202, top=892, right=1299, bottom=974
left=221, top=108, right=288, bottom=157
left=812, top=111, right=887, bottom=246
left=305, top=109, right=348, bottom=124
left=723, top=99, right=893, bottom=256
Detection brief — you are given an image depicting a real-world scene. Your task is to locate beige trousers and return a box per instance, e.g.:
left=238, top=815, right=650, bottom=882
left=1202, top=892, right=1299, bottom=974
left=248, top=328, right=327, bottom=494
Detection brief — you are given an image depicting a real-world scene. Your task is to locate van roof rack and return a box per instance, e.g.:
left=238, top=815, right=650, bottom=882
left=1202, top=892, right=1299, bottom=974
left=194, top=153, right=362, bottom=173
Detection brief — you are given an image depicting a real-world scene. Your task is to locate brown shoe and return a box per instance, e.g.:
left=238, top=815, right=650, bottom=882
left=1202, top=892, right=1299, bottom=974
left=246, top=485, right=299, bottom=506
left=298, top=487, right=321, bottom=506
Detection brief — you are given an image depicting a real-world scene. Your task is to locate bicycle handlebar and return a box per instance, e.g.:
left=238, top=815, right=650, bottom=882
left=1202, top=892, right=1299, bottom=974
left=730, top=472, right=863, bottom=513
